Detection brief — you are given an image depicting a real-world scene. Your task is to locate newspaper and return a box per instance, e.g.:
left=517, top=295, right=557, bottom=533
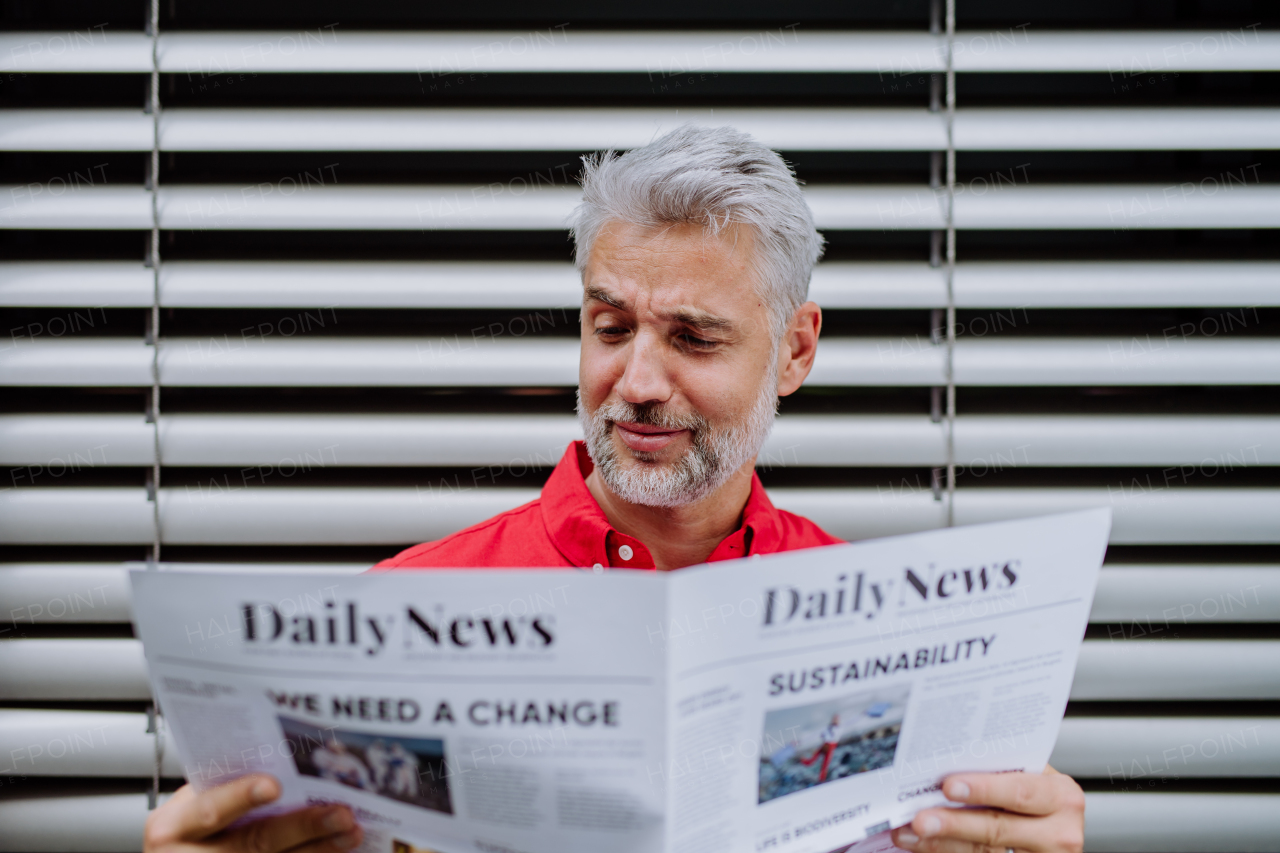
left=130, top=508, right=1110, bottom=853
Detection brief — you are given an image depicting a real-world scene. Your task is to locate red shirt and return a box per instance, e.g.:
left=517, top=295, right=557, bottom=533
left=376, top=441, right=841, bottom=571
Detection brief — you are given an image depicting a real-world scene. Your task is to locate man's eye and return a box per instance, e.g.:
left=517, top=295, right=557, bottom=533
left=679, top=334, right=718, bottom=350
left=595, top=326, right=628, bottom=338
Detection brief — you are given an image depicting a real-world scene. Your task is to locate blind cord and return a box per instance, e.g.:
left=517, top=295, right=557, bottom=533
left=944, top=0, right=958, bottom=527
left=145, top=0, right=164, bottom=811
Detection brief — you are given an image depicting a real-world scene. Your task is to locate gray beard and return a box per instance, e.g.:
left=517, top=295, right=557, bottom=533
left=576, top=379, right=778, bottom=508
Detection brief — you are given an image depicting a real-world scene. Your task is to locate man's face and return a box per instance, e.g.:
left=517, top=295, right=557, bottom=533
left=577, top=220, right=782, bottom=507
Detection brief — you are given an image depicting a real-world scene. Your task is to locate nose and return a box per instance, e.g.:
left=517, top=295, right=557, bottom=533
left=615, top=328, right=674, bottom=406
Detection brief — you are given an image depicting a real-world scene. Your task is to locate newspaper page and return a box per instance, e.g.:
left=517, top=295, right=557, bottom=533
left=659, top=509, right=1111, bottom=853
left=129, top=508, right=1109, bottom=853
left=131, top=569, right=672, bottom=853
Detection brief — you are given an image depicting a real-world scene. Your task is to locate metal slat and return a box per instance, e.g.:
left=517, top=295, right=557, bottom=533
left=7, top=260, right=1280, bottom=309
left=9, top=107, right=1279, bottom=153
left=159, top=184, right=581, bottom=231
left=0, top=710, right=182, bottom=777
left=5, top=563, right=1273, bottom=625
left=1085, top=793, right=1280, bottom=852
left=953, top=261, right=1280, bottom=308
left=0, top=564, right=134, bottom=624
left=952, top=415, right=1280, bottom=467
left=3, top=638, right=1273, bottom=702
left=953, top=338, right=1280, bottom=387
left=160, top=336, right=583, bottom=387
left=157, top=107, right=947, bottom=152
left=160, top=486, right=542, bottom=545
left=7, top=185, right=1280, bottom=230
left=955, top=30, right=1280, bottom=73
left=954, top=184, right=1280, bottom=230
left=3, top=487, right=1278, bottom=545
left=0, top=563, right=369, bottom=622
left=2, top=338, right=956, bottom=387
left=0, top=791, right=1276, bottom=853
left=0, top=414, right=154, bottom=466
left=0, top=709, right=1272, bottom=781
left=0, top=339, right=154, bottom=386
left=0, top=413, right=1259, bottom=467
left=0, top=639, right=150, bottom=701
left=0, top=489, right=155, bottom=544
left=0, top=185, right=153, bottom=229
left=157, top=413, right=580, bottom=467
left=159, top=31, right=947, bottom=74
left=0, top=261, right=155, bottom=307
left=160, top=260, right=581, bottom=308
left=0, top=32, right=151, bottom=73
left=780, top=488, right=1280, bottom=544
left=0, top=792, right=159, bottom=853
left=6, top=30, right=1280, bottom=75
left=954, top=107, right=1280, bottom=151
left=1052, top=717, right=1280, bottom=779
left=0, top=109, right=153, bottom=151
left=1072, top=641, right=1280, bottom=700
left=1090, top=566, right=1280, bottom=623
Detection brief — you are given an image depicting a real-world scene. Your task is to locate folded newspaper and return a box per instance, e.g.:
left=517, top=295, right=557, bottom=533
left=130, top=508, right=1110, bottom=853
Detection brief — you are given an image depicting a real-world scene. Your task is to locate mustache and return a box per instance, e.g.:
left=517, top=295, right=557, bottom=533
left=597, top=400, right=709, bottom=433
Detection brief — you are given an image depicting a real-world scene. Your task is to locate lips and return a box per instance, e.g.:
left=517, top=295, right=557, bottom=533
left=613, top=421, right=689, bottom=453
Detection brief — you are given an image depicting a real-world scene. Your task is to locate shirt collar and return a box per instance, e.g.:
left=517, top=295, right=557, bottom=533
left=540, top=441, right=784, bottom=570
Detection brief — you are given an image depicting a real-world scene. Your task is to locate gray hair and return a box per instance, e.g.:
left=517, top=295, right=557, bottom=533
left=569, top=125, right=825, bottom=341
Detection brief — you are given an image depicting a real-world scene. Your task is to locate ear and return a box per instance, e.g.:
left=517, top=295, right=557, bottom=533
left=776, top=301, right=821, bottom=397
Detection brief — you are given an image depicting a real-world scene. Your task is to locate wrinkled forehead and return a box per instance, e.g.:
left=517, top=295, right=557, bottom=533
left=582, top=220, right=766, bottom=324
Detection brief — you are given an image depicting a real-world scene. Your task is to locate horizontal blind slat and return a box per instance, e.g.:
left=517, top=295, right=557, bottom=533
left=0, top=792, right=161, bottom=853
left=7, top=260, right=1280, bottom=309
left=5, top=563, right=1274, bottom=624
left=1051, top=717, right=1280, bottom=778
left=2, top=709, right=1273, bottom=779
left=8, top=108, right=1277, bottom=152
left=779, top=488, right=1280, bottom=544
left=7, top=31, right=1278, bottom=74
left=1, top=792, right=1277, bottom=853
left=11, top=337, right=1275, bottom=387
left=5, top=413, right=1280, bottom=467
left=4, top=488, right=1278, bottom=545
left=8, top=185, right=1280, bottom=230
left=0, top=710, right=183, bottom=777
left=156, top=107, right=946, bottom=152
left=0, top=639, right=150, bottom=701
left=3, top=638, right=1272, bottom=701
left=1083, top=793, right=1280, bottom=852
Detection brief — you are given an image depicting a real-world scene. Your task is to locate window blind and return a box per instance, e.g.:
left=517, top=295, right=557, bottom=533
left=1, top=1, right=1278, bottom=851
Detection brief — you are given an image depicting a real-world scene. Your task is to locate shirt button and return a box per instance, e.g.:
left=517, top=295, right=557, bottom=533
left=592, top=563, right=603, bottom=574
left=618, top=545, right=634, bottom=561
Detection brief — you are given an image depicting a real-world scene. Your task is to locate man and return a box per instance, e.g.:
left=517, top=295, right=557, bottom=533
left=310, top=740, right=374, bottom=793
left=143, top=126, right=1085, bottom=853
left=799, top=714, right=842, bottom=784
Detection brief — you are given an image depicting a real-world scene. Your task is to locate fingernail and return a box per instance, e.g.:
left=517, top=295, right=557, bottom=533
left=920, top=815, right=942, bottom=836
left=950, top=780, right=970, bottom=800
left=897, top=830, right=920, bottom=845
left=333, top=830, right=360, bottom=850
left=323, top=810, right=353, bottom=834
left=251, top=779, right=276, bottom=804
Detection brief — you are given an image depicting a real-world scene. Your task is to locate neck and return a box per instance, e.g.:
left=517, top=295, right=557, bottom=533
left=584, top=459, right=756, bottom=571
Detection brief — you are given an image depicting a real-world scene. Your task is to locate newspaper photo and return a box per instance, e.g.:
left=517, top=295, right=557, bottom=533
left=130, top=508, right=1111, bottom=853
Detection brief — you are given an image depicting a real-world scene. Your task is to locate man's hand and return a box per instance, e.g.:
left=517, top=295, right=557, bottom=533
left=890, top=766, right=1085, bottom=853
left=144, top=774, right=362, bottom=853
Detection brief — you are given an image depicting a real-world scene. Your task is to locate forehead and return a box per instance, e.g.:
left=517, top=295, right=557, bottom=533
left=583, top=220, right=763, bottom=314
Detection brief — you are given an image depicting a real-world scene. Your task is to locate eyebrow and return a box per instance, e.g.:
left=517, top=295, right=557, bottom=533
left=674, top=309, right=735, bottom=333
left=585, top=284, right=736, bottom=334
left=584, top=284, right=628, bottom=311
